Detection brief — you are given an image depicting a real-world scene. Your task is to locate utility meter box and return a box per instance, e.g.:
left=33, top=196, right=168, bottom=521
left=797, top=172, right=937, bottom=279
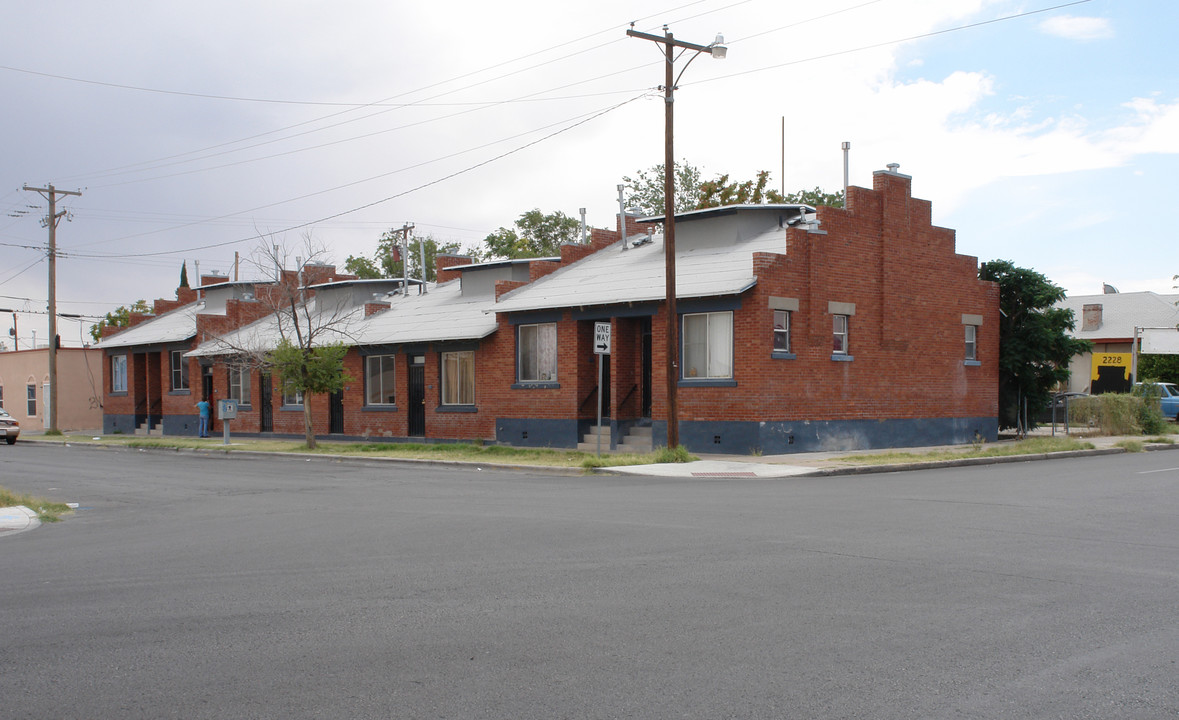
left=218, top=399, right=238, bottom=420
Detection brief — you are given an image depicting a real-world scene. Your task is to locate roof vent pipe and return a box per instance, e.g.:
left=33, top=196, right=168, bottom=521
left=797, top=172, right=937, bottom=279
left=194, top=260, right=201, bottom=300
left=419, top=234, right=427, bottom=295
left=887, top=162, right=900, bottom=173
left=841, top=141, right=850, bottom=208
left=617, top=184, right=628, bottom=250
left=579, top=207, right=587, bottom=244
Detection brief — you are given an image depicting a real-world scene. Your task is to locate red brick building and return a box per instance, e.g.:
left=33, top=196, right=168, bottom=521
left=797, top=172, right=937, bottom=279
left=101, top=167, right=998, bottom=453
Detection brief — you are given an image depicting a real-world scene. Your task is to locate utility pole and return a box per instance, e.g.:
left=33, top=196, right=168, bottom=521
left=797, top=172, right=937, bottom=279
left=390, top=223, right=414, bottom=296
left=626, top=26, right=726, bottom=451
left=23, top=183, right=81, bottom=434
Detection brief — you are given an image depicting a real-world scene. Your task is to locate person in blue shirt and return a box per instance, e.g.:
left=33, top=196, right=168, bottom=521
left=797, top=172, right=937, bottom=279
left=195, top=399, right=211, bottom=438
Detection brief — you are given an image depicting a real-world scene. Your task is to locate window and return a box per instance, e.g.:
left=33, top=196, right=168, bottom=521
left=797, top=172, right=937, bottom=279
left=366, top=355, right=396, bottom=405
left=833, top=314, right=849, bottom=355
left=27, top=384, right=36, bottom=416
left=282, top=385, right=303, bottom=406
left=112, top=354, right=127, bottom=393
left=171, top=351, right=190, bottom=390
left=965, top=325, right=978, bottom=361
left=773, top=310, right=791, bottom=353
left=441, top=351, right=475, bottom=405
left=228, top=366, right=251, bottom=405
left=0, top=385, right=4, bottom=409
left=682, top=311, right=733, bottom=379
left=518, top=323, right=557, bottom=382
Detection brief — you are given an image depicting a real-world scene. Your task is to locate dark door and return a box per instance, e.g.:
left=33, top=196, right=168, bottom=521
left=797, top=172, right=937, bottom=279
left=408, top=357, right=425, bottom=437
left=202, top=366, right=215, bottom=432
left=259, top=373, right=273, bottom=432
left=641, top=316, right=653, bottom=418
left=329, top=390, right=344, bottom=434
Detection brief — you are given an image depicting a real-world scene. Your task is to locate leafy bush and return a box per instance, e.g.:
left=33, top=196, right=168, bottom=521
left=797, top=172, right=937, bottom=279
left=1069, top=392, right=1167, bottom=436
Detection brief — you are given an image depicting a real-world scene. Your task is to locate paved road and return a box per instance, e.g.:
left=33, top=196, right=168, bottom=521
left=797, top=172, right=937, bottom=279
left=2, top=444, right=1177, bottom=719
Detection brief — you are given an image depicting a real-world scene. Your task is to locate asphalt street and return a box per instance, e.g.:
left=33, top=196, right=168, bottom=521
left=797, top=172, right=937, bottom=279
left=2, top=444, right=1177, bottom=719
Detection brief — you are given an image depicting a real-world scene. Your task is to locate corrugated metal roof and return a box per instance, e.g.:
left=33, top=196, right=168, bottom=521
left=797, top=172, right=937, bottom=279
left=94, top=302, right=201, bottom=349
left=491, top=226, right=786, bottom=314
left=1057, top=292, right=1179, bottom=341
left=351, top=279, right=498, bottom=346
left=638, top=203, right=815, bottom=224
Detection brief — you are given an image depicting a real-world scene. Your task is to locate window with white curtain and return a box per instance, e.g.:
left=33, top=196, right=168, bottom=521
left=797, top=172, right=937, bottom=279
left=518, top=323, right=557, bottom=382
left=682, top=311, right=733, bottom=379
left=441, top=351, right=475, bottom=405
left=112, top=355, right=127, bottom=393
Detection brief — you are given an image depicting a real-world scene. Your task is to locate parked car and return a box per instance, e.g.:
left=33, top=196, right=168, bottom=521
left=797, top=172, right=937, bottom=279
left=1133, top=382, right=1179, bottom=420
left=0, top=408, right=19, bottom=444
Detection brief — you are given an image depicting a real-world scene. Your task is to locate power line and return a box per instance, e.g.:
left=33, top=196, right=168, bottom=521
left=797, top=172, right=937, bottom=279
left=69, top=92, right=651, bottom=260
left=50, top=0, right=714, bottom=186
left=68, top=93, right=651, bottom=252
left=697, top=0, right=1095, bottom=86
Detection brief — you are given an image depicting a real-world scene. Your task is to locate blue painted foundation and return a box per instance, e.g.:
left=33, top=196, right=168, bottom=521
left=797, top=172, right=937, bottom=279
left=654, top=417, right=998, bottom=454
left=162, top=415, right=201, bottom=437
left=103, top=414, right=137, bottom=435
left=495, top=418, right=581, bottom=449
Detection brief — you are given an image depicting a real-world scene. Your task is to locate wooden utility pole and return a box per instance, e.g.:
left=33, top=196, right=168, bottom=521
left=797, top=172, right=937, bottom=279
left=23, top=183, right=82, bottom=434
left=626, top=26, right=726, bottom=451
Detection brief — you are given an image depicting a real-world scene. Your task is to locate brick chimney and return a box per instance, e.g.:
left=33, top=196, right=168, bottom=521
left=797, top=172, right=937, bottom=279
left=1082, top=304, right=1103, bottom=332
left=436, top=254, right=474, bottom=284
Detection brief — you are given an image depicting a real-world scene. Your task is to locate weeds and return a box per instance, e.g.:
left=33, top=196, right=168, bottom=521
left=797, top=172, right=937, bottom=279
left=841, top=437, right=1095, bottom=466
left=0, top=487, right=72, bottom=522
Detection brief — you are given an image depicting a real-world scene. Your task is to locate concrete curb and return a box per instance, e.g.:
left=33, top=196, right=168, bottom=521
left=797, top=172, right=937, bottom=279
left=18, top=434, right=1179, bottom=479
left=19, top=437, right=592, bottom=477
left=0, top=505, right=40, bottom=535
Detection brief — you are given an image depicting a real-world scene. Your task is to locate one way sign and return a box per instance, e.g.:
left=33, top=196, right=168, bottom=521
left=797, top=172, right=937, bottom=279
left=594, top=322, right=611, bottom=355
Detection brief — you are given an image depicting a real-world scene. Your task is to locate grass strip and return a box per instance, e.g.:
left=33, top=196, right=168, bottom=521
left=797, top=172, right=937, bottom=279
left=0, top=487, right=72, bottom=522
left=103, top=436, right=698, bottom=469
left=838, top=437, right=1096, bottom=466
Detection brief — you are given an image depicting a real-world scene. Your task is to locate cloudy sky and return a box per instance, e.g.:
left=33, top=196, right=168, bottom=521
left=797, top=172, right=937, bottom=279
left=1, top=0, right=1173, bottom=348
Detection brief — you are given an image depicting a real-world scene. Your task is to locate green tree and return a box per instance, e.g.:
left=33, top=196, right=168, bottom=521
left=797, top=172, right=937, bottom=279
left=622, top=161, right=706, bottom=216
left=89, top=299, right=152, bottom=343
left=346, top=232, right=468, bottom=282
left=1137, top=354, right=1179, bottom=384
left=179, top=261, right=189, bottom=288
left=269, top=338, right=351, bottom=447
left=979, top=260, right=1092, bottom=431
left=698, top=171, right=844, bottom=208
left=483, top=209, right=581, bottom=259
left=624, top=163, right=842, bottom=216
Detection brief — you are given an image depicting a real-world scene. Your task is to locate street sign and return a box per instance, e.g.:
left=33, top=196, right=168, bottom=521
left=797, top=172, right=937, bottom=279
left=594, top=322, right=612, bottom=355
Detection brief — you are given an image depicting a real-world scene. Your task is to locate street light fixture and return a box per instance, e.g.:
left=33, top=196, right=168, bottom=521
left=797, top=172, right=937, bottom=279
left=626, top=25, right=726, bottom=451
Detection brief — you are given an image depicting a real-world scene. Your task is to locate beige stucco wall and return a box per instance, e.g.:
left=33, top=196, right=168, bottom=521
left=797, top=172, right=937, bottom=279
left=0, top=347, right=104, bottom=431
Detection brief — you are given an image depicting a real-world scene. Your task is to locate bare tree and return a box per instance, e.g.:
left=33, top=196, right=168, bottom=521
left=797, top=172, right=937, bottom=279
left=194, top=235, right=361, bottom=449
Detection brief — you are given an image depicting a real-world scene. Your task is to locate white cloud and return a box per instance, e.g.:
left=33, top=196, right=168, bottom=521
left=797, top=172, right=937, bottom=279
left=1038, top=15, right=1114, bottom=41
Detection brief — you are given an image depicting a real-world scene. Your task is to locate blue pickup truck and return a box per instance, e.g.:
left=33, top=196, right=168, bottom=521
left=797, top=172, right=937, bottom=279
left=1134, top=382, right=1179, bottom=419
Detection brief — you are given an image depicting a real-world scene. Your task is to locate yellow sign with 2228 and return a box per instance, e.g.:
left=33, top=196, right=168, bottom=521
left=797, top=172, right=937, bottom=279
left=1091, top=352, right=1131, bottom=381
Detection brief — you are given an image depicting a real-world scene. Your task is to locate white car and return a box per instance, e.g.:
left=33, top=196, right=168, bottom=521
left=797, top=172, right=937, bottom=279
left=0, top=407, right=19, bottom=445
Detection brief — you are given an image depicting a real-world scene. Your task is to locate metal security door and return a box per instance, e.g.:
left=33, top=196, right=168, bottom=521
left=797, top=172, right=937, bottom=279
left=329, top=390, right=344, bottom=434
left=259, top=373, right=273, bottom=432
left=408, top=357, right=425, bottom=437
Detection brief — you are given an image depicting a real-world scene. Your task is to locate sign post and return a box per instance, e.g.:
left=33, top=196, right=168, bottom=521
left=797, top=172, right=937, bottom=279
left=594, top=322, right=612, bottom=456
